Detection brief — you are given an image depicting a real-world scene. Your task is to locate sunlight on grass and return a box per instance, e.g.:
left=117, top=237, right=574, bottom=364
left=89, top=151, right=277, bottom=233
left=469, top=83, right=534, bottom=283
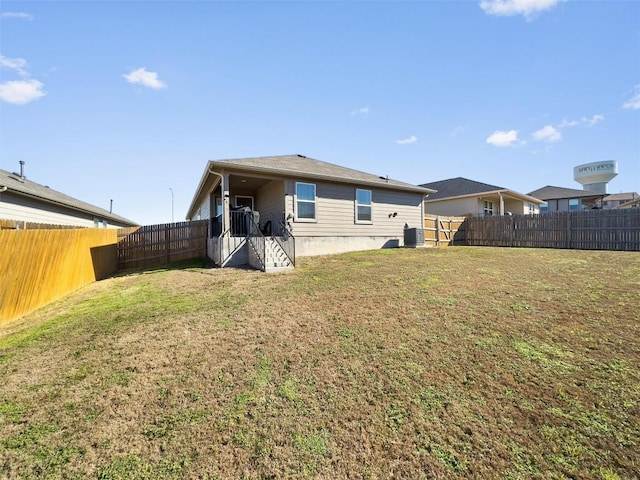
left=0, top=248, right=638, bottom=479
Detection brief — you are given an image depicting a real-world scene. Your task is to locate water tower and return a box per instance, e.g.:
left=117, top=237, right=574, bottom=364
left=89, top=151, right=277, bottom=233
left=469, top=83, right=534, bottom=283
left=573, top=161, right=618, bottom=194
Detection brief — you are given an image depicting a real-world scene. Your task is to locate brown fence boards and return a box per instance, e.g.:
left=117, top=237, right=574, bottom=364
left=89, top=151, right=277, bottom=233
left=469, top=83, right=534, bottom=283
left=116, top=220, right=208, bottom=270
left=0, top=228, right=117, bottom=325
left=464, top=210, right=640, bottom=251
left=424, top=215, right=467, bottom=247
left=0, top=219, right=78, bottom=230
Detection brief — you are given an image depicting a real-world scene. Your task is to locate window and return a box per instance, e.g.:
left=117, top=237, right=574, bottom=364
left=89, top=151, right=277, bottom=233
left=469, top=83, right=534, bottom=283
left=235, top=196, right=254, bottom=210
left=483, top=200, right=493, bottom=216
left=355, top=189, right=372, bottom=223
left=295, top=182, right=316, bottom=220
left=540, top=202, right=548, bottom=212
left=569, top=198, right=579, bottom=211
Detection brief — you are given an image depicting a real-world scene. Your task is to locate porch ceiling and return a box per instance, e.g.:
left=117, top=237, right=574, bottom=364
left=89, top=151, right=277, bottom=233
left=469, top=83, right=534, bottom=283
left=228, top=174, right=273, bottom=191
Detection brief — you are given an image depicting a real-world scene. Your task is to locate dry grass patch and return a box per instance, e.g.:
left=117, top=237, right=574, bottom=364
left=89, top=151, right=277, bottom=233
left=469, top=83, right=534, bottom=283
left=0, top=248, right=639, bottom=479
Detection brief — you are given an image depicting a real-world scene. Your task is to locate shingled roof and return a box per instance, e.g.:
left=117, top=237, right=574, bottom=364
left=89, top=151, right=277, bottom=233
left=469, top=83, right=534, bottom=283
left=527, top=185, right=604, bottom=201
left=0, top=168, right=137, bottom=226
left=209, top=155, right=434, bottom=193
left=419, top=177, right=507, bottom=201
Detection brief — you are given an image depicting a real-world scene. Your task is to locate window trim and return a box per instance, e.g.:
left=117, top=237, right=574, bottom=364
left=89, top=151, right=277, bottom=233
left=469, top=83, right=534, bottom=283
left=569, top=198, right=580, bottom=211
left=295, top=182, right=317, bottom=222
left=235, top=195, right=254, bottom=210
left=483, top=200, right=494, bottom=216
left=355, top=188, right=373, bottom=224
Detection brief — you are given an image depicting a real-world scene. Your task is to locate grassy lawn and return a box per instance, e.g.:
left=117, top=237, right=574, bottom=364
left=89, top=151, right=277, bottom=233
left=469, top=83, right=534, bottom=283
left=0, top=247, right=638, bottom=479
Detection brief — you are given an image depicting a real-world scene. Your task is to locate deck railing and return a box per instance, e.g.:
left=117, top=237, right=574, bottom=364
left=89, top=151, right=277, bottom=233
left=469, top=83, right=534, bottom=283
left=270, top=213, right=295, bottom=267
left=246, top=212, right=265, bottom=269
left=216, top=210, right=296, bottom=268
left=217, top=211, right=246, bottom=266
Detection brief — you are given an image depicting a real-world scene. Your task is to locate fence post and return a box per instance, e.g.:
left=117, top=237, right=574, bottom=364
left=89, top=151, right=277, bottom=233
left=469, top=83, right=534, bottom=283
left=165, top=224, right=170, bottom=264
left=510, top=216, right=515, bottom=247
left=566, top=214, right=572, bottom=249
left=435, top=219, right=440, bottom=247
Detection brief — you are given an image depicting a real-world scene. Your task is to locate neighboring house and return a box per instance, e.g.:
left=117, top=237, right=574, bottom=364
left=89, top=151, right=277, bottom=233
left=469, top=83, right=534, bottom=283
left=0, top=165, right=137, bottom=228
left=602, top=192, right=639, bottom=209
left=186, top=154, right=434, bottom=270
left=527, top=186, right=605, bottom=212
left=615, top=197, right=640, bottom=209
left=419, top=177, right=543, bottom=217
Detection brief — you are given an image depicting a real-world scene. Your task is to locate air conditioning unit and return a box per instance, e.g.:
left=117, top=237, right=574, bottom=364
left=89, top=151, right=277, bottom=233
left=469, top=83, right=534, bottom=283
left=404, top=227, right=425, bottom=247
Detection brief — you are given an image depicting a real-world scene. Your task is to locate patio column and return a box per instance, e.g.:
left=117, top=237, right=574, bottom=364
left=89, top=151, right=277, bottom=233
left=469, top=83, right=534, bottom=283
left=498, top=192, right=504, bottom=216
left=222, top=172, right=230, bottom=232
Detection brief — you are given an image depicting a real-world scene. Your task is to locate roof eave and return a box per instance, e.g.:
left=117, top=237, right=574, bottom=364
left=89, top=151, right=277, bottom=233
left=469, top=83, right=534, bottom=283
left=425, top=189, right=544, bottom=204
left=207, top=161, right=434, bottom=194
left=4, top=188, right=137, bottom=226
left=186, top=161, right=222, bottom=219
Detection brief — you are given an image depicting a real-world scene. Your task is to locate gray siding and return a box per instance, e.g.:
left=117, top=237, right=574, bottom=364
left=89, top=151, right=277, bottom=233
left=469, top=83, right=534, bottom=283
left=193, top=194, right=212, bottom=221
left=0, top=192, right=124, bottom=228
left=425, top=197, right=477, bottom=217
left=426, top=197, right=534, bottom=216
left=285, top=179, right=423, bottom=237
left=255, top=180, right=284, bottom=225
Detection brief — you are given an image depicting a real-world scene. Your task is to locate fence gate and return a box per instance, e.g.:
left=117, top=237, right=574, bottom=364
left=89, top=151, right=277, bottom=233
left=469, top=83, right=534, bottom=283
left=424, top=215, right=467, bottom=247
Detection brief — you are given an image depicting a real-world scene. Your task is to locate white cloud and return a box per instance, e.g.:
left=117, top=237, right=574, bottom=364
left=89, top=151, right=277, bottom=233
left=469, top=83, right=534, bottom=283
left=480, top=0, right=564, bottom=19
left=532, top=125, right=562, bottom=142
left=123, top=67, right=166, bottom=89
left=486, top=130, right=519, bottom=147
left=396, top=135, right=417, bottom=145
left=350, top=106, right=369, bottom=116
left=0, top=55, right=28, bottom=76
left=0, top=12, right=33, bottom=20
left=0, top=55, right=45, bottom=104
left=584, top=114, right=604, bottom=126
left=450, top=126, right=465, bottom=138
left=557, top=114, right=604, bottom=129
left=623, top=85, right=640, bottom=110
left=0, top=79, right=45, bottom=104
left=557, top=118, right=580, bottom=128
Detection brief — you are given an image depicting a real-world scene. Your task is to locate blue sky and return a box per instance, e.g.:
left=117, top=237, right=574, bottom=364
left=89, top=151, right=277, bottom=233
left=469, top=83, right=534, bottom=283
left=1, top=0, right=639, bottom=225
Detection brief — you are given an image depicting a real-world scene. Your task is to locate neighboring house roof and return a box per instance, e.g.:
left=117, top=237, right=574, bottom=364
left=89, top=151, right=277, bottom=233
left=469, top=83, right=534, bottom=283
left=420, top=177, right=543, bottom=204
left=188, top=154, right=435, bottom=218
left=615, top=197, right=640, bottom=209
left=0, top=168, right=138, bottom=226
left=527, top=185, right=604, bottom=201
left=603, top=192, right=639, bottom=202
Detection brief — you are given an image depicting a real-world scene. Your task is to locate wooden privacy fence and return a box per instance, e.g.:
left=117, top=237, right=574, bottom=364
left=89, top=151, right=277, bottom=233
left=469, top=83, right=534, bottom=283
left=117, top=220, right=208, bottom=270
left=424, top=215, right=467, bottom=247
left=464, top=209, right=640, bottom=251
left=0, top=219, right=78, bottom=230
left=0, top=228, right=117, bottom=325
